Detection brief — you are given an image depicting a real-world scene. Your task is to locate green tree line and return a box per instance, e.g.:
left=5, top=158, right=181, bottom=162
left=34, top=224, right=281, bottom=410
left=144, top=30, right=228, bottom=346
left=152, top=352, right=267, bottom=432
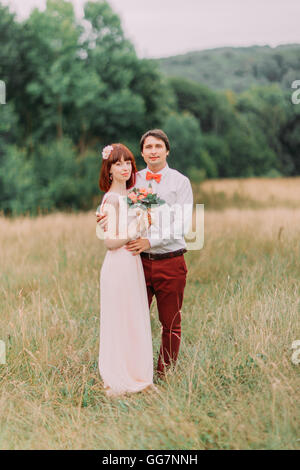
left=158, top=44, right=300, bottom=93
left=0, top=0, right=299, bottom=215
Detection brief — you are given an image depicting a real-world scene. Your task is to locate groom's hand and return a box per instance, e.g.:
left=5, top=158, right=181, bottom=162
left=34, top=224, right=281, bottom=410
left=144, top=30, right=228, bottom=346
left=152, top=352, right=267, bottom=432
left=96, top=212, right=108, bottom=231
left=125, top=238, right=150, bottom=255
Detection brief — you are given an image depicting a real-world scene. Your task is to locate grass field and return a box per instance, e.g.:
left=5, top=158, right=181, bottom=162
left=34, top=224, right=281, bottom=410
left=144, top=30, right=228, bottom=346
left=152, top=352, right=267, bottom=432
left=194, top=176, right=300, bottom=209
left=0, top=178, right=299, bottom=449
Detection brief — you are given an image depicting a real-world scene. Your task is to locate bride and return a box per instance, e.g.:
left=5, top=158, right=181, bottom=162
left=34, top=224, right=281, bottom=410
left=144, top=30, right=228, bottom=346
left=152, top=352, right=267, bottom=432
left=96, top=143, right=154, bottom=397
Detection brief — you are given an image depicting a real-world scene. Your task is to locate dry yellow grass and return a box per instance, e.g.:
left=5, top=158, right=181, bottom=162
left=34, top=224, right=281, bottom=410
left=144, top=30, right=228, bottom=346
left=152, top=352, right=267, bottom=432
left=0, top=178, right=299, bottom=449
left=195, top=176, right=300, bottom=210
left=201, top=176, right=300, bottom=204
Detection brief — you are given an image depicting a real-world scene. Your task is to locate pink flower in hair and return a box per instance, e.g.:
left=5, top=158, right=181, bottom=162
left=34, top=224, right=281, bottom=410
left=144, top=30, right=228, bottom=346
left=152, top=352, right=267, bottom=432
left=102, top=145, right=114, bottom=160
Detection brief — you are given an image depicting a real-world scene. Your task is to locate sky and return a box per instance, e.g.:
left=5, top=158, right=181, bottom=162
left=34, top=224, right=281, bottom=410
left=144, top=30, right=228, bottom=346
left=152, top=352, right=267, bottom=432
left=2, top=0, right=300, bottom=58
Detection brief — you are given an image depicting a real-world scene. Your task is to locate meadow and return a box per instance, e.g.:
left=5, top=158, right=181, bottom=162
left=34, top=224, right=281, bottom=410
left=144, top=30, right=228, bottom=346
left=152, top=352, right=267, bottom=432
left=0, top=177, right=299, bottom=450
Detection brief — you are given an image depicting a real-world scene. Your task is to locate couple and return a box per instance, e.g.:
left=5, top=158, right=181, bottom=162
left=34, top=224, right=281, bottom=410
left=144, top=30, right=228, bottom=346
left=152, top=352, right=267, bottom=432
left=96, top=129, right=193, bottom=397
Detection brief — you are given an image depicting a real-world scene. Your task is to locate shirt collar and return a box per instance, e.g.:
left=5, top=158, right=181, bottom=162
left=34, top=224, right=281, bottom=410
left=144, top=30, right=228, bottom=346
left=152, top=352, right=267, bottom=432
left=146, top=162, right=169, bottom=178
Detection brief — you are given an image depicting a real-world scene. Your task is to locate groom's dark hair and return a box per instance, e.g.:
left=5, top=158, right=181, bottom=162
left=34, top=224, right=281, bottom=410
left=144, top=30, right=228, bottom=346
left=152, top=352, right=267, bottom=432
left=140, top=129, right=170, bottom=152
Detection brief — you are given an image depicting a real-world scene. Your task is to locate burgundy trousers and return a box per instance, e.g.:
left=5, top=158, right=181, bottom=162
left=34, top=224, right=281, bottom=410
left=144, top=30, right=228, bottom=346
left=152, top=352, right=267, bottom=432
left=141, top=254, right=187, bottom=375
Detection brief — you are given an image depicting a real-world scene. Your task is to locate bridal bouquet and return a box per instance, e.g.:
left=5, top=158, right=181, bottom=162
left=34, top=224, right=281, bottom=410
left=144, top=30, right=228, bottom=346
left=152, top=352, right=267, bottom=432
left=127, top=185, right=165, bottom=228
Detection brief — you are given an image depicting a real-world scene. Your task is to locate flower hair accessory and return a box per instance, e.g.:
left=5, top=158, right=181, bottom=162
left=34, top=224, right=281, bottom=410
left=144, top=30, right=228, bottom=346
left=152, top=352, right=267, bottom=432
left=102, top=145, right=114, bottom=160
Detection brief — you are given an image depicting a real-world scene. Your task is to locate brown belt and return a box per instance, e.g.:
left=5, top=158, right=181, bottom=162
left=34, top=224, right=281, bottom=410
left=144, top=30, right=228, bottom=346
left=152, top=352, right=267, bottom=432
left=140, top=248, right=187, bottom=261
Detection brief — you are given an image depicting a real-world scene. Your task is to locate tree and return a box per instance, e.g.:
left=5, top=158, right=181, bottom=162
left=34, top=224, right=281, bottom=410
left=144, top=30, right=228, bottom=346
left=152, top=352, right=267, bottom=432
left=0, top=145, right=36, bottom=215
left=22, top=0, right=86, bottom=142
left=236, top=85, right=290, bottom=175
left=81, top=1, right=175, bottom=145
left=280, top=100, right=300, bottom=175
left=163, top=112, right=217, bottom=178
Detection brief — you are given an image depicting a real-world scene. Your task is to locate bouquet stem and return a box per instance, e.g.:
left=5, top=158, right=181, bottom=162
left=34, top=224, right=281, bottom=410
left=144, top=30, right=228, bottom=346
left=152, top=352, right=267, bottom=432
left=147, top=208, right=152, bottom=226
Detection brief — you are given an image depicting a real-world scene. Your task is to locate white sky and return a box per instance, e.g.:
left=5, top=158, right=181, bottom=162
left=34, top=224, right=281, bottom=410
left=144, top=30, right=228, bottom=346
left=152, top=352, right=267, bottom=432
left=2, top=0, right=300, bottom=58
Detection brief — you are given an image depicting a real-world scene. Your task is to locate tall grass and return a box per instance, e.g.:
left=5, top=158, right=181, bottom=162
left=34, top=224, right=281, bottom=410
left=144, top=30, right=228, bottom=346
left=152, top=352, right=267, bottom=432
left=0, top=179, right=299, bottom=449
left=194, top=176, right=300, bottom=209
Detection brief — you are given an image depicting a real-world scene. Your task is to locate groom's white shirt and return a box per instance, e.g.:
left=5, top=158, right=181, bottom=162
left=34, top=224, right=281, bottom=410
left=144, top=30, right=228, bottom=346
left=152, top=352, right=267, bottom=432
left=135, top=163, right=193, bottom=254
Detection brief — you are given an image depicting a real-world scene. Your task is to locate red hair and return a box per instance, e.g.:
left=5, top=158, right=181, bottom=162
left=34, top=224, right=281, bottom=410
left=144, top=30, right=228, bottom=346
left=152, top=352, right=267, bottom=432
left=99, top=143, right=137, bottom=192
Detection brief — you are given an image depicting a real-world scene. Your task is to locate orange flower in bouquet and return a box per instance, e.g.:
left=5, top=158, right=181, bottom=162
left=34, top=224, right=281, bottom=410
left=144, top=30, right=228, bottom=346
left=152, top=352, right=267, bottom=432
left=127, top=185, right=165, bottom=226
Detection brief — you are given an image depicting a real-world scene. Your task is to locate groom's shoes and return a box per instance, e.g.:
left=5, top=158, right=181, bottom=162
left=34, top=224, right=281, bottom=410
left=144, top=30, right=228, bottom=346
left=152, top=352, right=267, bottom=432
left=155, top=369, right=168, bottom=383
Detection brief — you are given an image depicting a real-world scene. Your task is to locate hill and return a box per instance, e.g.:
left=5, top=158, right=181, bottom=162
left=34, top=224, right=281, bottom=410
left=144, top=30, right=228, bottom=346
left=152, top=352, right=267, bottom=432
left=157, top=44, right=300, bottom=92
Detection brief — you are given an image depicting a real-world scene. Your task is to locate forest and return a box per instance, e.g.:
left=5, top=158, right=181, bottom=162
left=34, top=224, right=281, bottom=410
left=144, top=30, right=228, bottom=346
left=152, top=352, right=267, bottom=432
left=0, top=0, right=300, bottom=214
left=158, top=44, right=300, bottom=92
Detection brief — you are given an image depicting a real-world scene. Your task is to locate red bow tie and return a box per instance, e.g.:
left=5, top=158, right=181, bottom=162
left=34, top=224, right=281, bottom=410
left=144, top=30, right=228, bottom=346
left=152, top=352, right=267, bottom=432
left=146, top=171, right=162, bottom=183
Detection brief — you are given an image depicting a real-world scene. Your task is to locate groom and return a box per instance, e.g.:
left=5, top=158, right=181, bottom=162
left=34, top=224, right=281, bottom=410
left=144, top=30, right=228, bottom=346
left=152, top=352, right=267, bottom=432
left=98, top=129, right=193, bottom=377
left=126, top=129, right=193, bottom=378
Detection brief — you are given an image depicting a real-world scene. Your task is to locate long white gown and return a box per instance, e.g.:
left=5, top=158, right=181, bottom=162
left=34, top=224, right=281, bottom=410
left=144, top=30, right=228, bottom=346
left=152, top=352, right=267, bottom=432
left=97, top=191, right=153, bottom=396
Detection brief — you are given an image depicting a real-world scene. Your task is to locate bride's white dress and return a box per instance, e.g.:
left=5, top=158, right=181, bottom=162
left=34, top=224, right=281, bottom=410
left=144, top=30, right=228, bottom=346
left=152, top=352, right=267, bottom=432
left=97, top=191, right=153, bottom=396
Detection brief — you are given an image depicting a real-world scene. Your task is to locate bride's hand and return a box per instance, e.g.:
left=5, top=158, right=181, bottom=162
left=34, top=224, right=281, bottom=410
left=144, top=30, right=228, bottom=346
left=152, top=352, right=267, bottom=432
left=125, top=238, right=151, bottom=255
left=127, top=210, right=149, bottom=240
left=127, top=218, right=141, bottom=240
